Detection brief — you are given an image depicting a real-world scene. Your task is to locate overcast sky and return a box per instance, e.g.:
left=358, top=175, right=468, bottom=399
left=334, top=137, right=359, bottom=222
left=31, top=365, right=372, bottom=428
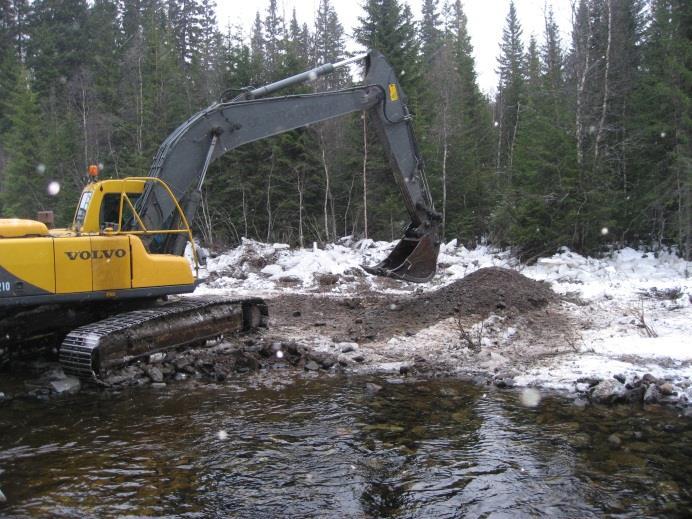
left=216, top=0, right=573, bottom=94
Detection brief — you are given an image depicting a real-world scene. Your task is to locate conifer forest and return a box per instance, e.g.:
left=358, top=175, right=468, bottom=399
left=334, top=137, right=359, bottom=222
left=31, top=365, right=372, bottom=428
left=0, top=0, right=689, bottom=260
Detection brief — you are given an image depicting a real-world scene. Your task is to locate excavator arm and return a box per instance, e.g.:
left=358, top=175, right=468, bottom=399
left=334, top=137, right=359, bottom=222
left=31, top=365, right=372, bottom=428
left=138, top=50, right=441, bottom=282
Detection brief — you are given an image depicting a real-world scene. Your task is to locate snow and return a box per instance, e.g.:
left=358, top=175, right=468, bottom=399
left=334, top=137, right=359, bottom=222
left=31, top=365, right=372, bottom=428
left=195, top=238, right=691, bottom=394
left=514, top=247, right=691, bottom=391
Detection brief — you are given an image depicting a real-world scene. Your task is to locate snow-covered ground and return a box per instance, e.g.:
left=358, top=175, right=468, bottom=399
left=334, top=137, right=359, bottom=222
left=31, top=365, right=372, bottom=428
left=191, top=238, right=691, bottom=399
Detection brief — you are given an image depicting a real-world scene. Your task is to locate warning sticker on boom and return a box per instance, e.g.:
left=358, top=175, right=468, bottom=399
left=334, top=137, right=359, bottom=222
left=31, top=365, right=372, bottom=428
left=388, top=83, right=399, bottom=101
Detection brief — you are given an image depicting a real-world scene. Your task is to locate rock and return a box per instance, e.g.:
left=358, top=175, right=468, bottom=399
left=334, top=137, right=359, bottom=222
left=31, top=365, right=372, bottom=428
left=278, top=275, right=301, bottom=284
left=614, top=373, right=626, bottom=384
left=151, top=382, right=167, bottom=389
left=575, top=383, right=591, bottom=393
left=49, top=377, right=81, bottom=395
left=174, top=357, right=191, bottom=370
left=590, top=379, right=626, bottom=404
left=149, top=352, right=166, bottom=363
left=623, top=386, right=645, bottom=404
left=174, top=372, right=188, bottom=381
left=307, top=351, right=336, bottom=370
left=642, top=373, right=658, bottom=385
left=319, top=358, right=335, bottom=370
left=608, top=433, right=622, bottom=448
left=122, top=365, right=144, bottom=378
left=182, top=364, right=198, bottom=375
left=399, top=365, right=410, bottom=375
left=161, top=364, right=176, bottom=376
left=0, top=487, right=6, bottom=503
left=0, top=392, right=6, bottom=402
left=365, top=382, right=383, bottom=394
left=339, top=343, right=358, bottom=353
left=314, top=322, right=327, bottom=327
left=304, top=360, right=320, bottom=371
left=292, top=310, right=301, bottom=317
left=576, top=377, right=601, bottom=387
left=316, top=273, right=340, bottom=286
left=353, top=355, right=365, bottom=363
left=570, top=432, right=591, bottom=449
left=103, top=374, right=129, bottom=386
left=494, top=377, right=515, bottom=389
left=336, top=354, right=353, bottom=366
left=644, top=384, right=662, bottom=404
left=28, top=360, right=52, bottom=375
left=145, top=366, right=164, bottom=383
left=659, top=382, right=675, bottom=396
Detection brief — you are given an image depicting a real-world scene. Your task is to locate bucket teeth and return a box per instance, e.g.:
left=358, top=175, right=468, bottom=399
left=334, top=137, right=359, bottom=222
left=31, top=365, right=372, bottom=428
left=363, top=231, right=439, bottom=283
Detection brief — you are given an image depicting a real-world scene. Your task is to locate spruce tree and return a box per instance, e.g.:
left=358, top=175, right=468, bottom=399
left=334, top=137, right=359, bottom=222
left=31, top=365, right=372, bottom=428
left=443, top=0, right=493, bottom=242
left=420, top=0, right=443, bottom=60
left=629, top=0, right=691, bottom=257
left=355, top=0, right=421, bottom=103
left=354, top=0, right=421, bottom=238
left=0, top=67, right=47, bottom=218
left=495, top=0, right=524, bottom=177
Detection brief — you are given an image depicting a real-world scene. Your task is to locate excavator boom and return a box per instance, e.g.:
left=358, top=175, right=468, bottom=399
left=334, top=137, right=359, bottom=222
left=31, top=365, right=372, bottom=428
left=139, top=51, right=440, bottom=282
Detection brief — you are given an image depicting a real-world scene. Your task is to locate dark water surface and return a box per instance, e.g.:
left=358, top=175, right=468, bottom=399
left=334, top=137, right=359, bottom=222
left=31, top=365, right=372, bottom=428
left=0, top=374, right=690, bottom=518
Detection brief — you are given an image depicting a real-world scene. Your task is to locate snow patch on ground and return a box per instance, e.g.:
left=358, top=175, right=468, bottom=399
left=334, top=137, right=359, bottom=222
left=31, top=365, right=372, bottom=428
left=195, top=238, right=691, bottom=395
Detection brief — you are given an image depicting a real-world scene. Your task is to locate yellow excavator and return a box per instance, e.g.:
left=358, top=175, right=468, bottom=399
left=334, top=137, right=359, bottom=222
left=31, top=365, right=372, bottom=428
left=0, top=51, right=440, bottom=381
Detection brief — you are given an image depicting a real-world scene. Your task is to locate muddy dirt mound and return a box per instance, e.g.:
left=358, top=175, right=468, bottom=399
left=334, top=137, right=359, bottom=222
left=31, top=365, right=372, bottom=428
left=438, top=267, right=555, bottom=316
left=269, top=267, right=555, bottom=343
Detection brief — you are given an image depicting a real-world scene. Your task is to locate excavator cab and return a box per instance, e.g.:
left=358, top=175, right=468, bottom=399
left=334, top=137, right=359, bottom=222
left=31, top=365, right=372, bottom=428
left=0, top=176, right=198, bottom=309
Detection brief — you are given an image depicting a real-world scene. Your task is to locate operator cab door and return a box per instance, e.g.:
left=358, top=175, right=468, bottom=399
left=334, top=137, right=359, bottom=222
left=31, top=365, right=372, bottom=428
left=91, top=193, right=132, bottom=291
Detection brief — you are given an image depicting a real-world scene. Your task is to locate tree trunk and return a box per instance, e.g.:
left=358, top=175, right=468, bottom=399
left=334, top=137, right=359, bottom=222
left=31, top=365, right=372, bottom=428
left=200, top=190, right=213, bottom=246
left=575, top=3, right=591, bottom=169
left=594, top=0, right=612, bottom=164
left=362, top=114, right=368, bottom=239
left=241, top=183, right=248, bottom=238
left=495, top=96, right=503, bottom=177
left=80, top=80, right=89, bottom=171
left=137, top=55, right=143, bottom=155
left=297, top=169, right=304, bottom=248
left=265, top=151, right=274, bottom=242
left=441, top=100, right=448, bottom=239
left=320, top=131, right=331, bottom=242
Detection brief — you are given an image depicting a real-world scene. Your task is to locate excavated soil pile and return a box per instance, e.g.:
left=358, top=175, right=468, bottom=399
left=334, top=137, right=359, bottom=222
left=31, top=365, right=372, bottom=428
left=270, top=267, right=556, bottom=343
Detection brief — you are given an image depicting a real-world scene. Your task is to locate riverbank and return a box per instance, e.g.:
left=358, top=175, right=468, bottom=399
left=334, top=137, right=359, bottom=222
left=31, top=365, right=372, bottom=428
left=1, top=239, right=690, bottom=409
left=194, top=238, right=692, bottom=408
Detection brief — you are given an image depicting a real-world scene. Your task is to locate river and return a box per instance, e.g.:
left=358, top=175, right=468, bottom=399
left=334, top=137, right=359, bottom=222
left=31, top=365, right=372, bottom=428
left=0, top=373, right=690, bottom=517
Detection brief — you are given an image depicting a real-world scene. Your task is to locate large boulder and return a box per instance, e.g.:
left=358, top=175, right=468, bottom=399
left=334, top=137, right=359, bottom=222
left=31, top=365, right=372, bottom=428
left=590, top=378, right=627, bottom=404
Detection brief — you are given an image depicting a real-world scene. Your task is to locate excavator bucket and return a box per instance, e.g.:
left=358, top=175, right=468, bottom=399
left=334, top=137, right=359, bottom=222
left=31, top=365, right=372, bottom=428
left=362, top=230, right=439, bottom=283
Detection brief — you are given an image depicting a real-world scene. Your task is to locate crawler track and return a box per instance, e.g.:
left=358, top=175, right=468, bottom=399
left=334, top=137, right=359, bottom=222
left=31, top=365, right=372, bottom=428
left=59, top=297, right=267, bottom=381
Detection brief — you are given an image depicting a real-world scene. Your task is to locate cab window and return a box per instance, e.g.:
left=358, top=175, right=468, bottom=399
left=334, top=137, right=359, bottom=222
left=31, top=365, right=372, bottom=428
left=100, top=194, right=120, bottom=230
left=98, top=193, right=142, bottom=231
left=73, top=191, right=93, bottom=229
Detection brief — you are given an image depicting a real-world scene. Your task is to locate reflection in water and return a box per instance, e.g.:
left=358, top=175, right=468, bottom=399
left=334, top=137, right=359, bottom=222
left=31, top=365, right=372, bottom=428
left=0, top=375, right=690, bottom=517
